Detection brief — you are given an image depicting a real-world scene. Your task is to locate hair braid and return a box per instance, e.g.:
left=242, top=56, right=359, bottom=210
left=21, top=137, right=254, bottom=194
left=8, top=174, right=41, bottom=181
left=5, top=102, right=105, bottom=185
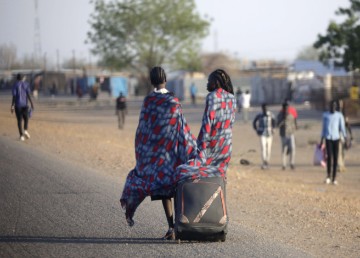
left=150, top=66, right=167, bottom=85
left=210, top=69, right=234, bottom=94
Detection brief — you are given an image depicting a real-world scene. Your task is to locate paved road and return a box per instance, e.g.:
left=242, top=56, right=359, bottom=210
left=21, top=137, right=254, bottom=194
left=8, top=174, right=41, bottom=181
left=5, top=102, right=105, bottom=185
left=0, top=136, right=312, bottom=258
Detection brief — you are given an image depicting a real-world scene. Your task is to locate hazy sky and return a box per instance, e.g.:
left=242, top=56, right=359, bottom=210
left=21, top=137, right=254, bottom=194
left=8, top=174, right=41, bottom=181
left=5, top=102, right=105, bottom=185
left=0, top=0, right=350, bottom=66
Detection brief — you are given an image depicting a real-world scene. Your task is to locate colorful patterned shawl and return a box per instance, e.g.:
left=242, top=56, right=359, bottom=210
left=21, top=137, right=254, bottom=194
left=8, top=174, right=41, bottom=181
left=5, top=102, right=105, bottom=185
left=176, top=88, right=237, bottom=180
left=120, top=88, right=236, bottom=226
left=120, top=92, right=197, bottom=226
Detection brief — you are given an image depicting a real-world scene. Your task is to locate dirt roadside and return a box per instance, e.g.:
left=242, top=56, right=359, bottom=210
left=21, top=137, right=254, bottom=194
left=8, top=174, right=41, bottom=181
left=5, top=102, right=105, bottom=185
left=0, top=98, right=359, bottom=257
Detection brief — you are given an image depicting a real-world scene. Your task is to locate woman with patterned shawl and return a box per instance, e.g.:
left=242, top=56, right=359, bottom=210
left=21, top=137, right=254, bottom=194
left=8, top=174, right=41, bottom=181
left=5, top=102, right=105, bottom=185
left=120, top=67, right=197, bottom=239
left=176, top=69, right=237, bottom=185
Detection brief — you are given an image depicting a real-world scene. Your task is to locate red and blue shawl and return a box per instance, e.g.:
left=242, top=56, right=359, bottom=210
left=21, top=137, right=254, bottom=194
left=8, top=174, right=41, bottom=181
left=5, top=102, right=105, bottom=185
left=120, top=88, right=236, bottom=226
left=120, top=92, right=197, bottom=225
left=176, top=88, right=237, bottom=180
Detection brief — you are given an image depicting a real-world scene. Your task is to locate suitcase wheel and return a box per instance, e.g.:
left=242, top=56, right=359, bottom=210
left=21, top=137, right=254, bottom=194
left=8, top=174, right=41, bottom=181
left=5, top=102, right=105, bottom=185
left=220, top=234, right=226, bottom=242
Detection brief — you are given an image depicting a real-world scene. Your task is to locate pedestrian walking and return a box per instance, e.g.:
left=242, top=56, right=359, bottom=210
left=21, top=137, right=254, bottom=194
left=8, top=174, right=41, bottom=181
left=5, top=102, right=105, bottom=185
left=236, top=87, right=242, bottom=113
left=277, top=101, right=297, bottom=170
left=241, top=90, right=251, bottom=123
left=120, top=67, right=197, bottom=240
left=320, top=100, right=347, bottom=185
left=11, top=73, right=34, bottom=141
left=116, top=92, right=127, bottom=129
left=253, top=103, right=275, bottom=169
left=190, top=82, right=198, bottom=106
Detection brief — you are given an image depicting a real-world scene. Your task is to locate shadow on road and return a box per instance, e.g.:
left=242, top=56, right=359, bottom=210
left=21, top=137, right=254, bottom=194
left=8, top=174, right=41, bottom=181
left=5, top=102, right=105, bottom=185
left=0, top=235, right=179, bottom=245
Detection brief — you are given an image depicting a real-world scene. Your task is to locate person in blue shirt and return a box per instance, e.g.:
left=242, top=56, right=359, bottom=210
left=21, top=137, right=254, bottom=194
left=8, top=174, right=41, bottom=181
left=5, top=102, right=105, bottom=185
left=190, top=82, right=197, bottom=106
left=11, top=73, right=34, bottom=141
left=320, top=100, right=347, bottom=185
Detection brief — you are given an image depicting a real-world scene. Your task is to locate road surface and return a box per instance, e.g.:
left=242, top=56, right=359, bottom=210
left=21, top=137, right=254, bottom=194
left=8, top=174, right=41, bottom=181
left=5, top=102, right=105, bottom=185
left=0, top=136, right=313, bottom=257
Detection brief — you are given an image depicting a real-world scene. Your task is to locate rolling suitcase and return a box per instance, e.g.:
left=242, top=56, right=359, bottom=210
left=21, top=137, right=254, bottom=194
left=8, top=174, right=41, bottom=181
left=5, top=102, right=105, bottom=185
left=174, top=177, right=228, bottom=242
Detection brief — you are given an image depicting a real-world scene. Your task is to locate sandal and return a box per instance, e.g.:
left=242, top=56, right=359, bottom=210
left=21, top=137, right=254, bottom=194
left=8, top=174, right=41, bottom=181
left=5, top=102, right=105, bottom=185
left=162, top=228, right=175, bottom=240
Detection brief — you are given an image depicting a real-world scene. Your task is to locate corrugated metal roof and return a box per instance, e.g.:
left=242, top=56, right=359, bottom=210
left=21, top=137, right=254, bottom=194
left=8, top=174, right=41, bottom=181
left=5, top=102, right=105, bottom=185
left=290, top=60, right=347, bottom=77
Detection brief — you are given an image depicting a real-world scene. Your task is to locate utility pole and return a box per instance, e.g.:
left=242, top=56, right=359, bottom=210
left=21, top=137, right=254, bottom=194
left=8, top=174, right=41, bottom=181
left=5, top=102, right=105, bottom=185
left=56, top=49, right=60, bottom=72
left=72, top=49, right=76, bottom=71
left=73, top=49, right=77, bottom=96
left=43, top=52, right=47, bottom=71
left=33, top=0, right=42, bottom=64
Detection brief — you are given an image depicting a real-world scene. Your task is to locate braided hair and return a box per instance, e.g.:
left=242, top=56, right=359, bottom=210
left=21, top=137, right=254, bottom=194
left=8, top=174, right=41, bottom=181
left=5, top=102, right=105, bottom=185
left=150, top=66, right=167, bottom=85
left=209, top=69, right=234, bottom=94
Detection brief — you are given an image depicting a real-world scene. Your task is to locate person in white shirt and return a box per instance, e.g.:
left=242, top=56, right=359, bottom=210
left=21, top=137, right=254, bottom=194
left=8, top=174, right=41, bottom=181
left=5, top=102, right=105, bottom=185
left=241, top=90, right=251, bottom=123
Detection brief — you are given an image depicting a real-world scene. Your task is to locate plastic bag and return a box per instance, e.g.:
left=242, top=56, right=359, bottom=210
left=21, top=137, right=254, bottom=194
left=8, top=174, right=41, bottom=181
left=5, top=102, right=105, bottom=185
left=313, top=144, right=326, bottom=167
left=28, top=107, right=33, bottom=118
left=345, top=138, right=352, bottom=150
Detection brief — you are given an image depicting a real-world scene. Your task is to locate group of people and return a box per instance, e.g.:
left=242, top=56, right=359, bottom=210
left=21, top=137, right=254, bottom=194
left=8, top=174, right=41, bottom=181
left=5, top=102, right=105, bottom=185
left=10, top=68, right=353, bottom=240
left=251, top=98, right=352, bottom=186
left=118, top=67, right=354, bottom=239
left=120, top=67, right=236, bottom=240
left=252, top=101, right=298, bottom=170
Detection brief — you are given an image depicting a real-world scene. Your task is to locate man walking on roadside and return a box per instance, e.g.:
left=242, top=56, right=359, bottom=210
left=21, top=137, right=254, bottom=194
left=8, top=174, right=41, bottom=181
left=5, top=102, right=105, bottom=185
left=190, top=82, right=197, bottom=106
left=241, top=90, right=251, bottom=123
left=11, top=73, right=34, bottom=141
left=253, top=103, right=275, bottom=169
left=116, top=92, right=127, bottom=129
left=235, top=87, right=243, bottom=113
left=320, top=100, right=347, bottom=185
left=277, top=101, right=298, bottom=170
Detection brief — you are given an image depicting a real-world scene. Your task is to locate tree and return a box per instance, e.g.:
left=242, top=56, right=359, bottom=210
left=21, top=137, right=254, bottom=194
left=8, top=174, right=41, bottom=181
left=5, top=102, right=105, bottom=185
left=313, top=0, right=360, bottom=71
left=87, top=0, right=210, bottom=91
left=0, top=43, right=17, bottom=70
left=296, top=46, right=319, bottom=61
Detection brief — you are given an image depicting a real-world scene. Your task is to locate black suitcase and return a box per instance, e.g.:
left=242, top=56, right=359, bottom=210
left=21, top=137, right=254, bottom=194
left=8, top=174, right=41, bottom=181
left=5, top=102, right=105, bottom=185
left=174, top=177, right=228, bottom=242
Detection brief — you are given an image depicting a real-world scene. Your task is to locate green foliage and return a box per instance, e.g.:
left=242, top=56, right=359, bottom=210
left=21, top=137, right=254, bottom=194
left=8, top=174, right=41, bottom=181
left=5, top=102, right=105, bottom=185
left=87, top=0, right=210, bottom=78
left=313, top=0, right=360, bottom=71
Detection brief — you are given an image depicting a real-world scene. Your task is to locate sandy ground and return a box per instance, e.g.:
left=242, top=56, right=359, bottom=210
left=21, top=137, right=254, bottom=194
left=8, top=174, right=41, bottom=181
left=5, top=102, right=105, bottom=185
left=1, top=95, right=359, bottom=257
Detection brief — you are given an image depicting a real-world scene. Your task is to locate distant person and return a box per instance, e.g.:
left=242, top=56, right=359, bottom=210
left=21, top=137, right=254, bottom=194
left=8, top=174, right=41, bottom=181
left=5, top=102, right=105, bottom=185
left=287, top=81, right=294, bottom=101
left=116, top=92, right=127, bottom=129
left=253, top=103, right=275, bottom=170
left=320, top=100, right=347, bottom=185
left=33, top=76, right=41, bottom=100
left=51, top=82, right=57, bottom=98
left=241, top=90, right=251, bottom=123
left=11, top=73, right=34, bottom=141
left=283, top=98, right=298, bottom=122
left=76, top=84, right=83, bottom=99
left=90, top=82, right=99, bottom=101
left=235, top=87, right=243, bottom=113
left=336, top=99, right=353, bottom=172
left=120, top=66, right=197, bottom=240
left=190, top=82, right=197, bottom=105
left=70, top=79, right=75, bottom=95
left=277, top=102, right=297, bottom=170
